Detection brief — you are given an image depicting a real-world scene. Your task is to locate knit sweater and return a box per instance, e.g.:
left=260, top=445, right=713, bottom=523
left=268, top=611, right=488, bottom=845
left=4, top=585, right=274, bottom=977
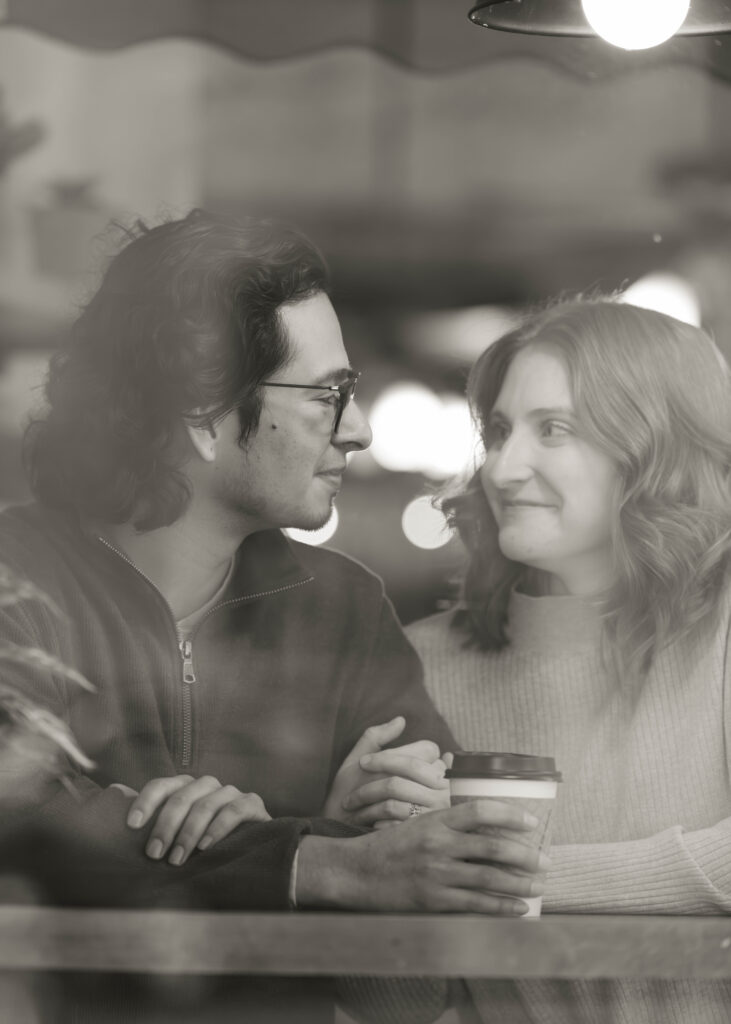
left=405, top=589, right=731, bottom=1024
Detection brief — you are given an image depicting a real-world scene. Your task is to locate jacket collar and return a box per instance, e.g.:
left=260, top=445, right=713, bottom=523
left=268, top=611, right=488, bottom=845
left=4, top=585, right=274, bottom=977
left=228, top=529, right=314, bottom=601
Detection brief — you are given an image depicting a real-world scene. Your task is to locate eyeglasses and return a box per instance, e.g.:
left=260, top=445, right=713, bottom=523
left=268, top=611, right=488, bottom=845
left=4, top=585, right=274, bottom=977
left=261, top=371, right=361, bottom=434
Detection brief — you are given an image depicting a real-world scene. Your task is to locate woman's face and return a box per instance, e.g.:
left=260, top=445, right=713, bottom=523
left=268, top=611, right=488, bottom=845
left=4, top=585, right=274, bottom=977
left=480, top=344, right=619, bottom=596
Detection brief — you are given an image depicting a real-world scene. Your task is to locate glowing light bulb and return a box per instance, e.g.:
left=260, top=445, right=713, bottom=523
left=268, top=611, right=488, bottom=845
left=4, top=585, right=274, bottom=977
left=581, top=0, right=690, bottom=50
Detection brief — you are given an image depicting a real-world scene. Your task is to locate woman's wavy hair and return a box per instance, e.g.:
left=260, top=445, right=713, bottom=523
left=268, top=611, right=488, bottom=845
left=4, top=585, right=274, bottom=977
left=444, top=297, right=731, bottom=680
left=25, top=208, right=329, bottom=530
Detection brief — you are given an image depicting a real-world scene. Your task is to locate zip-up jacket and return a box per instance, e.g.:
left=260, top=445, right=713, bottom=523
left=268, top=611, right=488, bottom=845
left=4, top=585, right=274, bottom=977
left=0, top=502, right=455, bottom=914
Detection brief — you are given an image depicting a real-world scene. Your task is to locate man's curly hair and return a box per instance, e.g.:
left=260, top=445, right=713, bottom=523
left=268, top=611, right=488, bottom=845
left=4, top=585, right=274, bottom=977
left=24, top=209, right=329, bottom=530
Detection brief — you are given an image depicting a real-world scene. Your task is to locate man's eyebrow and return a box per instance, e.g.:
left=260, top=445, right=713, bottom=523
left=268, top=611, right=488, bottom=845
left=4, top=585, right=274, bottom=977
left=313, top=368, right=355, bottom=386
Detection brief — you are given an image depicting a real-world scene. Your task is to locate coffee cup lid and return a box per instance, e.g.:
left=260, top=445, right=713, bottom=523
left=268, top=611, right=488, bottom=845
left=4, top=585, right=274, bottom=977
left=446, top=751, right=562, bottom=782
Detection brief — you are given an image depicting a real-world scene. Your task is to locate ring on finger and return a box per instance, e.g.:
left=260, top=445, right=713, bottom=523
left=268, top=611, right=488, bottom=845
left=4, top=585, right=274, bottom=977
left=408, top=803, right=423, bottom=817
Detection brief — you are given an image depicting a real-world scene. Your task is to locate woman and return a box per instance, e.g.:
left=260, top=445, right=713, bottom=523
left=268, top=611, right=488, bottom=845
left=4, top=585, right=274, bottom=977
left=406, top=297, right=731, bottom=1023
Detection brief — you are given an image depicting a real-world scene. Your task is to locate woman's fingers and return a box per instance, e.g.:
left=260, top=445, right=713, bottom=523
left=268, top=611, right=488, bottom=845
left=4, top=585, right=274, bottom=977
left=344, top=778, right=451, bottom=823
left=126, top=775, right=194, bottom=829
left=354, top=751, right=449, bottom=792
left=360, top=741, right=442, bottom=773
left=338, top=717, right=407, bottom=769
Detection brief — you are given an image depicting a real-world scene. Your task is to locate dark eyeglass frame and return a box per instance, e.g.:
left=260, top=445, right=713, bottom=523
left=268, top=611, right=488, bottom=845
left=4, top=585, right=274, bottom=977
left=260, top=371, right=361, bottom=433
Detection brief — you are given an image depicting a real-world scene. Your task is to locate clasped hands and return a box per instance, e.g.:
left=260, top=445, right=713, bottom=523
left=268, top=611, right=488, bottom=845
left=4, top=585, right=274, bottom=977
left=121, top=716, right=547, bottom=915
left=122, top=716, right=447, bottom=865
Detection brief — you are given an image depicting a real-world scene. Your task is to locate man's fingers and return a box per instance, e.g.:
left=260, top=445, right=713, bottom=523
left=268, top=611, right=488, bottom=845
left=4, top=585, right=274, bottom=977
left=163, top=784, right=241, bottom=863
left=341, top=717, right=406, bottom=767
left=430, top=886, right=530, bottom=917
left=454, top=829, right=549, bottom=875
left=197, top=794, right=271, bottom=851
left=442, top=798, right=540, bottom=835
left=111, top=783, right=138, bottom=798
left=166, top=789, right=270, bottom=865
left=144, top=776, right=222, bottom=860
left=127, top=775, right=194, bottom=829
left=344, top=776, right=449, bottom=815
left=442, top=859, right=544, bottom=900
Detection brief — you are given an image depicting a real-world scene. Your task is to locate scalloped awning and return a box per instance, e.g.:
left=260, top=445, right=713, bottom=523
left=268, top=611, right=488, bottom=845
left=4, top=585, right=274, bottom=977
left=3, top=0, right=731, bottom=82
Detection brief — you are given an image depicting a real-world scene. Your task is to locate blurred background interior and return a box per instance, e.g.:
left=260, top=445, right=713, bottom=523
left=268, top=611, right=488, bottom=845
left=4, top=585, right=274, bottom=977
left=1, top=0, right=731, bottom=625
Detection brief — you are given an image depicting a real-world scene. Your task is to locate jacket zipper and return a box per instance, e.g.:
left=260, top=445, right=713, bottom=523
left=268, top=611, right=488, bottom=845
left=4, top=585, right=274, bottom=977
left=96, top=536, right=312, bottom=769
left=179, top=638, right=196, bottom=768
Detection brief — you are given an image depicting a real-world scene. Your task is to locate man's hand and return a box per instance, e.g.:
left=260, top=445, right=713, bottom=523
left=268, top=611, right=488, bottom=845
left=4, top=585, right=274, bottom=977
left=126, top=775, right=270, bottom=866
left=323, top=716, right=450, bottom=827
left=298, top=798, right=549, bottom=915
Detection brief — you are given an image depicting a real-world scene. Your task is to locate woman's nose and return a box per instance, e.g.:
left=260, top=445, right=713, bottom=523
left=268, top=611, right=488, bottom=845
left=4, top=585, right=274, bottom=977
left=485, top=430, right=533, bottom=488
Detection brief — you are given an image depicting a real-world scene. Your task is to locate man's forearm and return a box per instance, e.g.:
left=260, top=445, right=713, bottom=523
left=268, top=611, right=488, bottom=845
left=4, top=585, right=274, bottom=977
left=296, top=835, right=362, bottom=909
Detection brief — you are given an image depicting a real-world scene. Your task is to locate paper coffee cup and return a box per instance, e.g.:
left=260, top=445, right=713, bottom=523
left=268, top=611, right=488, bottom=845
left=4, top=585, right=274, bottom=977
left=447, top=751, right=561, bottom=917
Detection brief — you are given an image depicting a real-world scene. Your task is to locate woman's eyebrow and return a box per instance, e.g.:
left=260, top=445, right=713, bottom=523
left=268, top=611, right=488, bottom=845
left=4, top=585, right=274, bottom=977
left=529, top=406, right=576, bottom=418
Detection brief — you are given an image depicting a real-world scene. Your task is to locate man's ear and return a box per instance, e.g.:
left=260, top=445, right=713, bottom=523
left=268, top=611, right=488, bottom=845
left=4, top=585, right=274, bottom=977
left=185, top=422, right=218, bottom=463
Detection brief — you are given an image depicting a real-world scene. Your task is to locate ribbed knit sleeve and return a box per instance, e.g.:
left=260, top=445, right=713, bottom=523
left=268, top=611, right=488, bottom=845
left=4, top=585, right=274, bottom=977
left=546, top=823, right=731, bottom=914
left=409, top=597, right=731, bottom=1022
left=546, top=597, right=731, bottom=915
left=409, top=594, right=731, bottom=916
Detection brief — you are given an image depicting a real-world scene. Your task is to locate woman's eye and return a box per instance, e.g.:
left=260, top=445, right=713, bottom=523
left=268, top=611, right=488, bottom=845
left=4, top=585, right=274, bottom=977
left=484, top=421, right=509, bottom=447
left=318, top=392, right=338, bottom=407
left=542, top=420, right=572, bottom=440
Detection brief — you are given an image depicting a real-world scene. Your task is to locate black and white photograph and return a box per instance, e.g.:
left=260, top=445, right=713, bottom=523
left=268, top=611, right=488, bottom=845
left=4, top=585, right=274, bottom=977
left=1, top=2, right=731, bottom=1022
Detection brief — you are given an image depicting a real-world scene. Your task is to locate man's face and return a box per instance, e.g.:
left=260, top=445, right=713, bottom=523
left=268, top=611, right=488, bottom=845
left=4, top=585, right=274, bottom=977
left=209, top=292, right=372, bottom=533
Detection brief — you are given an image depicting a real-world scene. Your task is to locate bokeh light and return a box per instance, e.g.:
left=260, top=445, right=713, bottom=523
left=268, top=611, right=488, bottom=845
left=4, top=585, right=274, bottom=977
left=369, top=382, right=478, bottom=479
left=401, top=495, right=451, bottom=550
left=620, top=272, right=701, bottom=326
left=286, top=507, right=339, bottom=546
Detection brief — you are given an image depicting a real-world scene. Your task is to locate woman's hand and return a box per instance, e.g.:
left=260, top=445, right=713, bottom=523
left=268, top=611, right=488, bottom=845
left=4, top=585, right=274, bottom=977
left=126, top=775, right=271, bottom=866
left=323, top=717, right=451, bottom=828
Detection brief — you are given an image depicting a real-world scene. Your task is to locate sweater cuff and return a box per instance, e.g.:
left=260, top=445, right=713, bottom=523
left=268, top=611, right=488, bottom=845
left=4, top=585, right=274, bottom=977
left=545, top=826, right=731, bottom=914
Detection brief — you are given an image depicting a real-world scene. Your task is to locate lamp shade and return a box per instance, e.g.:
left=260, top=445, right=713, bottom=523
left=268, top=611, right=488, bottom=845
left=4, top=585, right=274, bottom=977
left=469, top=0, right=731, bottom=37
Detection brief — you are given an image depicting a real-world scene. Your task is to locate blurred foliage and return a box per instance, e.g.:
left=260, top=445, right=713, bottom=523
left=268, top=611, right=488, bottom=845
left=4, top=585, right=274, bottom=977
left=0, top=562, right=93, bottom=802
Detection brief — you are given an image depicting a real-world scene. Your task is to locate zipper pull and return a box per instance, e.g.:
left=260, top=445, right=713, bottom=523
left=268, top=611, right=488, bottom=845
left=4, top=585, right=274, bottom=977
left=180, top=639, right=197, bottom=685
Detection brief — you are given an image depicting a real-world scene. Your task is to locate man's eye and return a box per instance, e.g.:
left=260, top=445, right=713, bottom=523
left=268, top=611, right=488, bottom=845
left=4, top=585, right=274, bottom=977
left=318, top=392, right=339, bottom=406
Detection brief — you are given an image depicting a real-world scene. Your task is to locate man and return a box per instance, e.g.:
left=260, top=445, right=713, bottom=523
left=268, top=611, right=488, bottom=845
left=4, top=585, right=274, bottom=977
left=1, top=210, right=544, bottom=1021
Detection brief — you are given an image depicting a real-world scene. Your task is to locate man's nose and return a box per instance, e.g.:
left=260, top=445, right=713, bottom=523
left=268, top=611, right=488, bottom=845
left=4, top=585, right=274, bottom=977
left=486, top=430, right=533, bottom=488
left=334, top=399, right=372, bottom=451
